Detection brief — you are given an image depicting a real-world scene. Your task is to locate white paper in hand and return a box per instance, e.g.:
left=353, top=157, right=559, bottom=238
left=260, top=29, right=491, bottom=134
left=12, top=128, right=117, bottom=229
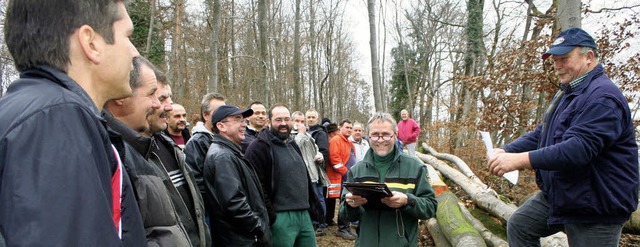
left=480, top=131, right=518, bottom=185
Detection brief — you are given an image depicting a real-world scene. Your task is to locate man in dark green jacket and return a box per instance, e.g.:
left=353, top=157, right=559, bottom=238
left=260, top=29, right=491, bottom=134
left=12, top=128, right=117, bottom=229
left=339, top=112, right=437, bottom=247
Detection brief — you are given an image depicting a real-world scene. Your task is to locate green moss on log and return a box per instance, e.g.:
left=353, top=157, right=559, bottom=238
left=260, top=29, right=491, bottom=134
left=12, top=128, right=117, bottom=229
left=470, top=207, right=507, bottom=239
left=436, top=191, right=486, bottom=246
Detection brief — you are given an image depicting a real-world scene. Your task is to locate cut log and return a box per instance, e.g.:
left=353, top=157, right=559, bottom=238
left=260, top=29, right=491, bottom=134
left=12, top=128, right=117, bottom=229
left=436, top=191, right=487, bottom=247
left=458, top=203, right=508, bottom=247
left=424, top=161, right=448, bottom=195
left=426, top=218, right=452, bottom=247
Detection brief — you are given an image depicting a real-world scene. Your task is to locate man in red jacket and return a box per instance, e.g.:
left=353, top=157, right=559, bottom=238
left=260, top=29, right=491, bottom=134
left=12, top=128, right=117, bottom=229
left=397, top=109, right=421, bottom=156
left=329, top=119, right=357, bottom=240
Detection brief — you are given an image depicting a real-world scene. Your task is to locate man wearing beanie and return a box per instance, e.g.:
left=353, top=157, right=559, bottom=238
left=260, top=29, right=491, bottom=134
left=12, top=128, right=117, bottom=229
left=488, top=28, right=639, bottom=246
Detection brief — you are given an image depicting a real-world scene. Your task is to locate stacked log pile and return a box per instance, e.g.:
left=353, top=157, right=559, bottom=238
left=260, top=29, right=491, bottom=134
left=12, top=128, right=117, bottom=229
left=418, top=143, right=568, bottom=247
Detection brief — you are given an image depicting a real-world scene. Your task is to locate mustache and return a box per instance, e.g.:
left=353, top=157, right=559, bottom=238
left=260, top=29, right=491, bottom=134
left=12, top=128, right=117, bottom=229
left=177, top=120, right=187, bottom=125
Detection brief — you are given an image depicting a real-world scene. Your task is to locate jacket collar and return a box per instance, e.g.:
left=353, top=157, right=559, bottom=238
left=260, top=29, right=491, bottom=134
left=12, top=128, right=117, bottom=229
left=191, top=121, right=211, bottom=134
left=362, top=143, right=403, bottom=166
left=565, top=64, right=604, bottom=95
left=22, top=65, right=103, bottom=120
left=257, top=127, right=293, bottom=146
left=308, top=124, right=326, bottom=133
left=213, top=134, right=244, bottom=155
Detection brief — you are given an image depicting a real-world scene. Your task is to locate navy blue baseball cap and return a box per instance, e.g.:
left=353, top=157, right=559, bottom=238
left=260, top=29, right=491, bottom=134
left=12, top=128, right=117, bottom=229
left=542, top=28, right=597, bottom=60
left=211, top=105, right=253, bottom=126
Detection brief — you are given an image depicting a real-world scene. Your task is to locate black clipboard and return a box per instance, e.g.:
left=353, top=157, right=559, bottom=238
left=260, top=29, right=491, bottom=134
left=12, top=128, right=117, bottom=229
left=343, top=182, right=393, bottom=198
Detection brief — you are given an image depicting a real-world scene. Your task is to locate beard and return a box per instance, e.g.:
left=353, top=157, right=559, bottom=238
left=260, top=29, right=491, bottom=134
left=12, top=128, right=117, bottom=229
left=271, top=124, right=291, bottom=140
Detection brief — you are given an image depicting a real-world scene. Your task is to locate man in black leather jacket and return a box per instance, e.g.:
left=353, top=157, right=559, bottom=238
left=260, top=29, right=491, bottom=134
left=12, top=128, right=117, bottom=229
left=203, top=105, right=271, bottom=246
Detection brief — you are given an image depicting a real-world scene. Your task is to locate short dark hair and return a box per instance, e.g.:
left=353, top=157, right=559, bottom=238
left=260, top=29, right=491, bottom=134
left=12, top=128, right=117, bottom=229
left=247, top=101, right=264, bottom=109
left=268, top=103, right=289, bottom=120
left=200, top=93, right=225, bottom=122
left=339, top=119, right=352, bottom=127
left=5, top=0, right=123, bottom=72
left=129, top=56, right=157, bottom=94
left=128, top=57, right=142, bottom=94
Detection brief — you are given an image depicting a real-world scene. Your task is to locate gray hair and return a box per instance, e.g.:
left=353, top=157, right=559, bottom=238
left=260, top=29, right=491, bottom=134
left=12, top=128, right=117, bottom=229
left=200, top=92, right=225, bottom=122
left=291, top=111, right=304, bottom=118
left=580, top=47, right=599, bottom=60
left=367, top=112, right=398, bottom=133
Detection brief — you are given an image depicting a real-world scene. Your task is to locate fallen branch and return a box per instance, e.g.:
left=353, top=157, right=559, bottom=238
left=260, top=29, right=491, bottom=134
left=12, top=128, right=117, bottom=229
left=417, top=152, right=517, bottom=221
left=422, top=143, right=489, bottom=189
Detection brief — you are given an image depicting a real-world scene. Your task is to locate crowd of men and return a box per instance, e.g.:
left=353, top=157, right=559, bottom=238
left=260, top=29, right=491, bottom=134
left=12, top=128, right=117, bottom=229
left=1, top=1, right=637, bottom=247
left=0, top=2, right=435, bottom=247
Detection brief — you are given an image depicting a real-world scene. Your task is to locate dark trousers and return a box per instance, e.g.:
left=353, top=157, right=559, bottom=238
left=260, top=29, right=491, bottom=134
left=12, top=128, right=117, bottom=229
left=325, top=197, right=350, bottom=230
left=508, top=192, right=623, bottom=247
left=325, top=198, right=336, bottom=224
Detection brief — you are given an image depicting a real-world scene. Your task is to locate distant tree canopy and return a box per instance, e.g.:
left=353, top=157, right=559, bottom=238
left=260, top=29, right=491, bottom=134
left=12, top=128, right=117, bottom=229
left=129, top=0, right=165, bottom=66
left=388, top=44, right=419, bottom=118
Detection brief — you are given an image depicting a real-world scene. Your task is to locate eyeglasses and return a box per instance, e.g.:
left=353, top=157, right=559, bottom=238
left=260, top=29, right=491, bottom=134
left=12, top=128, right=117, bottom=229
left=369, top=134, right=394, bottom=141
left=221, top=116, right=245, bottom=123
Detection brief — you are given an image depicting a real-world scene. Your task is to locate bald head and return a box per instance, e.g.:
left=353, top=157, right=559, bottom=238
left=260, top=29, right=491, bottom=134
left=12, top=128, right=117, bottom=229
left=167, top=103, right=187, bottom=136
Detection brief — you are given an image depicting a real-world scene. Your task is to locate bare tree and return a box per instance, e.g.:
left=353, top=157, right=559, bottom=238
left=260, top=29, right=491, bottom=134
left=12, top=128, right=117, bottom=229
left=368, top=0, right=384, bottom=112
left=292, top=0, right=302, bottom=110
left=208, top=0, right=221, bottom=92
left=258, top=0, right=269, bottom=105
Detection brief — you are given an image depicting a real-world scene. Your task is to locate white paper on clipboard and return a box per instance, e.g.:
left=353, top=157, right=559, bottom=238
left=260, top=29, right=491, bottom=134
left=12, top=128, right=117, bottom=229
left=480, top=131, right=518, bottom=185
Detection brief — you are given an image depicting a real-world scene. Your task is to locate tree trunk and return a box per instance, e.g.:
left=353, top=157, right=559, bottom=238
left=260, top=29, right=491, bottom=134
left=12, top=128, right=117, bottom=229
left=436, top=191, right=487, bottom=247
left=557, top=0, right=581, bottom=30
left=258, top=0, right=269, bottom=105
left=172, top=0, right=185, bottom=98
left=309, top=0, right=318, bottom=110
left=208, top=0, right=221, bottom=92
left=367, top=0, right=383, bottom=112
left=145, top=0, right=156, bottom=56
left=292, top=0, right=302, bottom=110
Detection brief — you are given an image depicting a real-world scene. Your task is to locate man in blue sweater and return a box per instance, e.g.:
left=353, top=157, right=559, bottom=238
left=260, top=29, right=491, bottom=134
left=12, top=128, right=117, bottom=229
left=488, top=28, right=639, bottom=246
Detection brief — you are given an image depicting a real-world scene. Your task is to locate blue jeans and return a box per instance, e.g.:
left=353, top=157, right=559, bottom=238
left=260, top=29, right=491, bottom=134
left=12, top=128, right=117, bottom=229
left=508, top=192, right=624, bottom=247
left=312, top=183, right=327, bottom=228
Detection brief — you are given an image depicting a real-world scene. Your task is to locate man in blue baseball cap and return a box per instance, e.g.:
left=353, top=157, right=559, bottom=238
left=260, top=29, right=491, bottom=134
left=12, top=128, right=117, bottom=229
left=488, top=27, right=639, bottom=246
